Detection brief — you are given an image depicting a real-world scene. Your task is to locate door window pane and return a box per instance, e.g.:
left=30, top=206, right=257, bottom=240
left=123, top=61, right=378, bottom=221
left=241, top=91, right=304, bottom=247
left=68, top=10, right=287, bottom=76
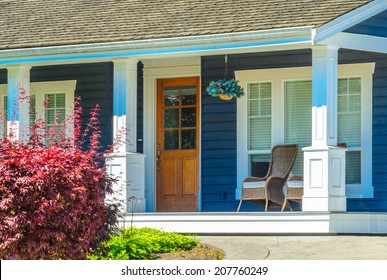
left=181, top=86, right=196, bottom=105
left=164, top=108, right=179, bottom=128
left=164, top=87, right=179, bottom=106
left=164, top=130, right=179, bottom=150
left=181, top=108, right=196, bottom=127
left=181, top=129, right=196, bottom=149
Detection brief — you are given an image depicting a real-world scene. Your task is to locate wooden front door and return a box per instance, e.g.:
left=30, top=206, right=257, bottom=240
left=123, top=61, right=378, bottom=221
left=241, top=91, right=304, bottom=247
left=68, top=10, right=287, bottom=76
left=156, top=77, right=200, bottom=212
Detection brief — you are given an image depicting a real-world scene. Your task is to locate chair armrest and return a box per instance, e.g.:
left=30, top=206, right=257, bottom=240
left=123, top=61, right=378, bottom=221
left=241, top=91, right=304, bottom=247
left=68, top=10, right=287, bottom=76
left=288, top=174, right=303, bottom=182
left=242, top=176, right=267, bottom=183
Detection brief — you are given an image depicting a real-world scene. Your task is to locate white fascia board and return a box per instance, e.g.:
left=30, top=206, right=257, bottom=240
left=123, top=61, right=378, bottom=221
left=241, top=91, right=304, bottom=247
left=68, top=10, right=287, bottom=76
left=321, top=32, right=387, bottom=53
left=0, top=27, right=312, bottom=66
left=313, top=0, right=387, bottom=44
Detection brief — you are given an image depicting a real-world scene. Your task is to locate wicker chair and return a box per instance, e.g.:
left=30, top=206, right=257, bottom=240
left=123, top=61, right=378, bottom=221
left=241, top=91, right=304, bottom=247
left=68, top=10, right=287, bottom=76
left=237, top=144, right=298, bottom=212
left=281, top=174, right=304, bottom=211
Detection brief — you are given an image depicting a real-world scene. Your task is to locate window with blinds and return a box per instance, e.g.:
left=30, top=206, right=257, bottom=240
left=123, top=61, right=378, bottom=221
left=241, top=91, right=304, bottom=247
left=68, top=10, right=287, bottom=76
left=45, top=93, right=66, bottom=141
left=284, top=80, right=312, bottom=175
left=338, top=78, right=361, bottom=184
left=30, top=94, right=36, bottom=127
left=247, top=82, right=272, bottom=150
left=1, top=95, right=7, bottom=137
left=247, top=82, right=272, bottom=177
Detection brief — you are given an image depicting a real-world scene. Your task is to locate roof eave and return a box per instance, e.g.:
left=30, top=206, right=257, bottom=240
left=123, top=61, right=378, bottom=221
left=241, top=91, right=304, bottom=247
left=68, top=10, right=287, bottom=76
left=0, top=27, right=313, bottom=66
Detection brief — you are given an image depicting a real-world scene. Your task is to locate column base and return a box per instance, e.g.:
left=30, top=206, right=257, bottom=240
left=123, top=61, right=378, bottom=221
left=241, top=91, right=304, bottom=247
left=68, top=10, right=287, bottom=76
left=106, top=152, right=146, bottom=213
left=302, top=196, right=346, bottom=212
left=302, top=146, right=347, bottom=212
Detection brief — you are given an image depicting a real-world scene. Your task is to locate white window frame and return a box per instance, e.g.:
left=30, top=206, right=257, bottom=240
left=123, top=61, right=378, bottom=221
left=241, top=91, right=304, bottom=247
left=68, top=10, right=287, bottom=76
left=0, top=81, right=76, bottom=138
left=236, top=63, right=375, bottom=199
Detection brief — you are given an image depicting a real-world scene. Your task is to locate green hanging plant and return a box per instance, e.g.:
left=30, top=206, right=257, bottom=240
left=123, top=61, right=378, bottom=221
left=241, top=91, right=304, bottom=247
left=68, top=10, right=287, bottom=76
left=206, top=78, right=245, bottom=100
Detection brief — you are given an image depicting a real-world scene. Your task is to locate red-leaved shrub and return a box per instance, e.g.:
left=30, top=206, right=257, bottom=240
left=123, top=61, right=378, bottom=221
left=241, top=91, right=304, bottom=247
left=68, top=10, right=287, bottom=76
left=0, top=93, right=119, bottom=259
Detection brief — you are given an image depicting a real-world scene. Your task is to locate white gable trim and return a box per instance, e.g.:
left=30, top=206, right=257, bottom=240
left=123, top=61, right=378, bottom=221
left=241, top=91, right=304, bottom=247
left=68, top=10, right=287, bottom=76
left=321, top=32, right=387, bottom=53
left=313, top=0, right=387, bottom=44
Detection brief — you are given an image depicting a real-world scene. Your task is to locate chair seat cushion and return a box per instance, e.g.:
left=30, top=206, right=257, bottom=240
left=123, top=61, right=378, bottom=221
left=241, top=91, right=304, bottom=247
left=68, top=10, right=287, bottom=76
left=287, top=180, right=304, bottom=188
left=243, top=181, right=265, bottom=188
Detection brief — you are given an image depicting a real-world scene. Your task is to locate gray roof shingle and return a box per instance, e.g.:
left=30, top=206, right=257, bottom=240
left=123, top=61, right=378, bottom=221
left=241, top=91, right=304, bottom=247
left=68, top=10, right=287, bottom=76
left=0, top=0, right=373, bottom=50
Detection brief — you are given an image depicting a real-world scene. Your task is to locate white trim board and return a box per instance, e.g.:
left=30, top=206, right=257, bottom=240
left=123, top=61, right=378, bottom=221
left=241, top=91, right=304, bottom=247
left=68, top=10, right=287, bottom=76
left=120, top=212, right=387, bottom=234
left=321, top=32, right=387, bottom=54
left=313, top=0, right=387, bottom=44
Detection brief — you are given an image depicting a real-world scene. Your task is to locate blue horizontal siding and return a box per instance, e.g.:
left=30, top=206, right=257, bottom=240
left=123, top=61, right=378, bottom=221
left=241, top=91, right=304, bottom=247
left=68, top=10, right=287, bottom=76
left=201, top=50, right=312, bottom=212
left=202, top=49, right=387, bottom=212
left=31, top=63, right=114, bottom=151
left=345, top=10, right=387, bottom=37
left=0, top=69, right=6, bottom=83
left=334, top=49, right=387, bottom=212
left=137, top=62, right=144, bottom=153
left=1, top=62, right=144, bottom=154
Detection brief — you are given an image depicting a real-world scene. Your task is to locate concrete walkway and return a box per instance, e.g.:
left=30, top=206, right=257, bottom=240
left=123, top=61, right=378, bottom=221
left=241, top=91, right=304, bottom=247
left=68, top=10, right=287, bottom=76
left=199, top=235, right=387, bottom=260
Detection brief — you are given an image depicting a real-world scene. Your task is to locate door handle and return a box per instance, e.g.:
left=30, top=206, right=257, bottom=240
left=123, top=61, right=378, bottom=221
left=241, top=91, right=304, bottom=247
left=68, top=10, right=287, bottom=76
left=157, top=144, right=161, bottom=172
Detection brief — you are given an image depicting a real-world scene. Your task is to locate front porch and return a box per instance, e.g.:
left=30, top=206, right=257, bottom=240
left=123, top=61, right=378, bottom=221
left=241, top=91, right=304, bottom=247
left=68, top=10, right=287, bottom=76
left=1, top=2, right=387, bottom=220
left=122, top=212, right=387, bottom=235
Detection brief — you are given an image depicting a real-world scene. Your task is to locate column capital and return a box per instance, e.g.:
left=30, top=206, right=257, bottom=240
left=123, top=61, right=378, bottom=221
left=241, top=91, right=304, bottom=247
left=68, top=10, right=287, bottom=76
left=112, top=57, right=139, bottom=66
left=311, top=45, right=340, bottom=52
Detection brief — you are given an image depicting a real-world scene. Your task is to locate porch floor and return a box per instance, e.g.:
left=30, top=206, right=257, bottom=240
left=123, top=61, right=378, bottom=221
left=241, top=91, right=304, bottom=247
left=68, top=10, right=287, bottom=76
left=120, top=211, right=387, bottom=235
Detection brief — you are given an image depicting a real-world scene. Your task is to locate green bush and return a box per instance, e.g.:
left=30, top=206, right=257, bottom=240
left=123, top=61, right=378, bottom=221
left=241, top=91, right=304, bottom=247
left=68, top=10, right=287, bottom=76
left=88, top=227, right=198, bottom=260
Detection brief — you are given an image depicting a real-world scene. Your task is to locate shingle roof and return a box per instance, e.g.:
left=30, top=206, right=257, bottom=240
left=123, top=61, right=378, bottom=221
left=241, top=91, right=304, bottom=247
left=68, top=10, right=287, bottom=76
left=0, top=0, right=373, bottom=50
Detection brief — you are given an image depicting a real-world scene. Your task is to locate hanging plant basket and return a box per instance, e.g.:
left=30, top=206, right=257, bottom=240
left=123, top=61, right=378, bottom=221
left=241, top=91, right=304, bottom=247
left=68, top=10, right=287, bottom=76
left=206, top=79, right=245, bottom=100
left=206, top=55, right=245, bottom=100
left=219, top=93, right=234, bottom=101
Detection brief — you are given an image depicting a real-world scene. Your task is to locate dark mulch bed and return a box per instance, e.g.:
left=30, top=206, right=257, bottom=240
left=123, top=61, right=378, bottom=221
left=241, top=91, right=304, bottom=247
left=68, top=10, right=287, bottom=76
left=153, top=243, right=225, bottom=260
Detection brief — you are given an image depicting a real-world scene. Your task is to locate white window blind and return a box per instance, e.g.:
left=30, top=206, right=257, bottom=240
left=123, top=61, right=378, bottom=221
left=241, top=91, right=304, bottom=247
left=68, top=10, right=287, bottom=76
left=247, top=82, right=272, bottom=151
left=338, top=78, right=361, bottom=184
left=30, top=94, right=36, bottom=127
left=1, top=95, right=7, bottom=137
left=45, top=93, right=66, bottom=139
left=284, top=80, right=312, bottom=175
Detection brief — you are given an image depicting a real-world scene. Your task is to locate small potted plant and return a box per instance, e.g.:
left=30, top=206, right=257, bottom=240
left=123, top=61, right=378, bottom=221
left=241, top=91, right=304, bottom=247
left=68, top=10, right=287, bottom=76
left=206, top=78, right=245, bottom=100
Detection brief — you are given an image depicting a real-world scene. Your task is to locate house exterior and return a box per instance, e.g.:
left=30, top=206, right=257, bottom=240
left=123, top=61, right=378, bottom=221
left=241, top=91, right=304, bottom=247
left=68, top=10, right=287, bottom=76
left=1, top=0, right=387, bottom=233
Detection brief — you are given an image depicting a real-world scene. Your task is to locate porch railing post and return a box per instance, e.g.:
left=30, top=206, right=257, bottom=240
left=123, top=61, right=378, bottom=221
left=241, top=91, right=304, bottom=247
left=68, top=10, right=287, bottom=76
left=302, top=46, right=347, bottom=212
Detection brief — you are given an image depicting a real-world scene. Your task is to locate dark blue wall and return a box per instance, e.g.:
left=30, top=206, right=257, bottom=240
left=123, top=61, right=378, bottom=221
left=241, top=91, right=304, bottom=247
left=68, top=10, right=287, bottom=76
left=31, top=63, right=114, bottom=151
left=137, top=62, right=144, bottom=153
left=201, top=50, right=312, bottom=211
left=345, top=10, right=387, bottom=37
left=1, top=62, right=145, bottom=154
left=339, top=50, right=387, bottom=211
left=201, top=49, right=387, bottom=212
left=0, top=69, right=6, bottom=83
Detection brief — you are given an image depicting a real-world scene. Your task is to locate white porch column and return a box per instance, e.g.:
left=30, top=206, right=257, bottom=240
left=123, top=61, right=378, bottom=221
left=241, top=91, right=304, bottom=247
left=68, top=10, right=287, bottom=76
left=113, top=58, right=137, bottom=153
left=302, top=46, right=347, bottom=212
left=107, top=58, right=146, bottom=213
left=7, top=66, right=31, bottom=141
